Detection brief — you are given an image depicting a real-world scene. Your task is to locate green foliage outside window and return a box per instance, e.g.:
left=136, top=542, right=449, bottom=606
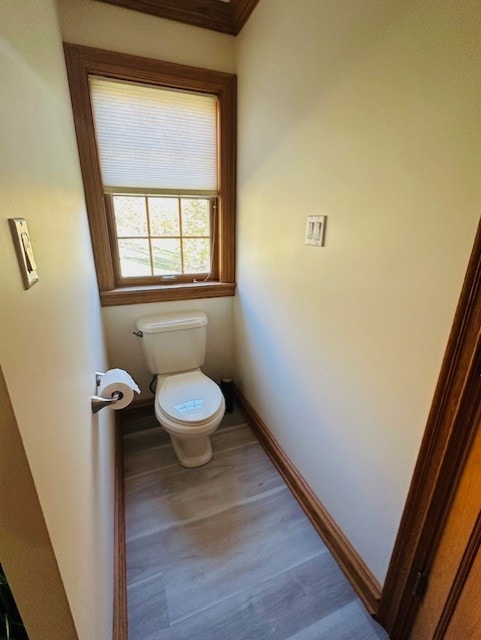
left=112, top=195, right=212, bottom=278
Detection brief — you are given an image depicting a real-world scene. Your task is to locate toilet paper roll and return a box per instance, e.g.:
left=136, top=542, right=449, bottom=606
left=98, top=369, right=140, bottom=410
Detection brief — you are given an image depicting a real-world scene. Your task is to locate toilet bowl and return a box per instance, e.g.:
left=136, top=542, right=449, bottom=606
left=154, top=370, right=225, bottom=467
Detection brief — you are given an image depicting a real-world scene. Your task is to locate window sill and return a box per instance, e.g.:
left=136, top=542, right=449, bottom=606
left=99, top=281, right=236, bottom=306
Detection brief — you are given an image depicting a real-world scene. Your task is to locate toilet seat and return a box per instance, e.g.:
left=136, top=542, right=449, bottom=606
left=155, top=371, right=224, bottom=433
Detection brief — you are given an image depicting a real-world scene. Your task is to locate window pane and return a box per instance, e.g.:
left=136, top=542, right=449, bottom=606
left=181, top=199, right=210, bottom=236
left=113, top=196, right=147, bottom=236
left=183, top=238, right=210, bottom=273
left=148, top=198, right=180, bottom=236
left=152, top=239, right=182, bottom=275
left=118, top=239, right=151, bottom=276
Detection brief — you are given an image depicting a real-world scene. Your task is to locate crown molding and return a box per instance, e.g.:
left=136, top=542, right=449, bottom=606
left=96, top=0, right=259, bottom=35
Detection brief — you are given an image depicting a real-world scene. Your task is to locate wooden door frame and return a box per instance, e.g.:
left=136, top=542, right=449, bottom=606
left=378, top=220, right=481, bottom=638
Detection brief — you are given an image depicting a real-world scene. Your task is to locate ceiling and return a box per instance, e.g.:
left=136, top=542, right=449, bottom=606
left=97, top=0, right=260, bottom=35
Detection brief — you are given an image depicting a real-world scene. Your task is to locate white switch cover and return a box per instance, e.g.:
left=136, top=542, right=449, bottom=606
left=305, top=215, right=326, bottom=246
left=9, top=218, right=39, bottom=289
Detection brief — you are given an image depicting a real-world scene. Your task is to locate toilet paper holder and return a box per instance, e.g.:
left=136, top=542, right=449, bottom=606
left=91, top=372, right=122, bottom=414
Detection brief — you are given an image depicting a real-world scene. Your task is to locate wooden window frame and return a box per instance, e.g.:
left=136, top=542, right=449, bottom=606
left=63, top=43, right=236, bottom=306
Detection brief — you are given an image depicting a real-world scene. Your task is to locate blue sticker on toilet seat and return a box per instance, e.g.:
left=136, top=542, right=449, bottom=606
left=174, top=399, right=204, bottom=414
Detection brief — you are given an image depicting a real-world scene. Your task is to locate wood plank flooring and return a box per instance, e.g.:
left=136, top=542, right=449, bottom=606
left=123, top=407, right=389, bottom=639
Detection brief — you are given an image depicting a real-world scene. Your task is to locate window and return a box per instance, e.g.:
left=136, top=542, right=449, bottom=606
left=64, top=44, right=236, bottom=305
left=107, top=194, right=215, bottom=281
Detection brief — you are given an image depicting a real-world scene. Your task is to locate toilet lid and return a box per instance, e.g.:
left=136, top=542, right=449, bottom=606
left=157, top=371, right=223, bottom=424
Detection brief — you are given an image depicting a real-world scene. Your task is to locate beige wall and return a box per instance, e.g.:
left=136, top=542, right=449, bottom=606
left=0, top=368, right=77, bottom=640
left=57, top=0, right=237, bottom=396
left=235, top=0, right=481, bottom=583
left=0, top=1, right=114, bottom=638
left=57, top=0, right=236, bottom=73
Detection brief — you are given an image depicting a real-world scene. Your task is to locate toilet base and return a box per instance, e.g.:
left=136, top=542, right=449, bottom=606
left=169, top=433, right=213, bottom=468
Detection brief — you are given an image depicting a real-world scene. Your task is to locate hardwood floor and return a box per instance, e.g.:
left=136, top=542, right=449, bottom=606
left=123, top=407, right=389, bottom=639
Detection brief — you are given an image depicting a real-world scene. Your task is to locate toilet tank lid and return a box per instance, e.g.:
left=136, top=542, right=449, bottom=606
left=136, top=311, right=207, bottom=334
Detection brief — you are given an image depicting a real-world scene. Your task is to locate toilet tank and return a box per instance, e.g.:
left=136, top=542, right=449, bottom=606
left=136, top=311, right=208, bottom=375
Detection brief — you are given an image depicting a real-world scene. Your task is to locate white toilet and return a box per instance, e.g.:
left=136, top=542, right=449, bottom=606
left=135, top=311, right=225, bottom=468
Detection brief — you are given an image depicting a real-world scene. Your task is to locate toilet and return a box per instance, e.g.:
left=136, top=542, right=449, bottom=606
left=135, top=311, right=225, bottom=468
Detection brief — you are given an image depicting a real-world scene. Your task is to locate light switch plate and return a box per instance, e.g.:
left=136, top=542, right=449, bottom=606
left=9, top=218, right=39, bottom=289
left=305, top=215, right=327, bottom=246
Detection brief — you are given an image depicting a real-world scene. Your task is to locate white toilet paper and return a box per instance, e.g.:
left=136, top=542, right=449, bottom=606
left=98, top=369, right=140, bottom=410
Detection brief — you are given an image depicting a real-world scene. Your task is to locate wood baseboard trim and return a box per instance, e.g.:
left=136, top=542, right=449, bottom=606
left=113, top=413, right=128, bottom=640
left=234, top=384, right=382, bottom=616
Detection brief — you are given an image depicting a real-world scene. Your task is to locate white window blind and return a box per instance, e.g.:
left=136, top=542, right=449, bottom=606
left=89, top=77, right=218, bottom=192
